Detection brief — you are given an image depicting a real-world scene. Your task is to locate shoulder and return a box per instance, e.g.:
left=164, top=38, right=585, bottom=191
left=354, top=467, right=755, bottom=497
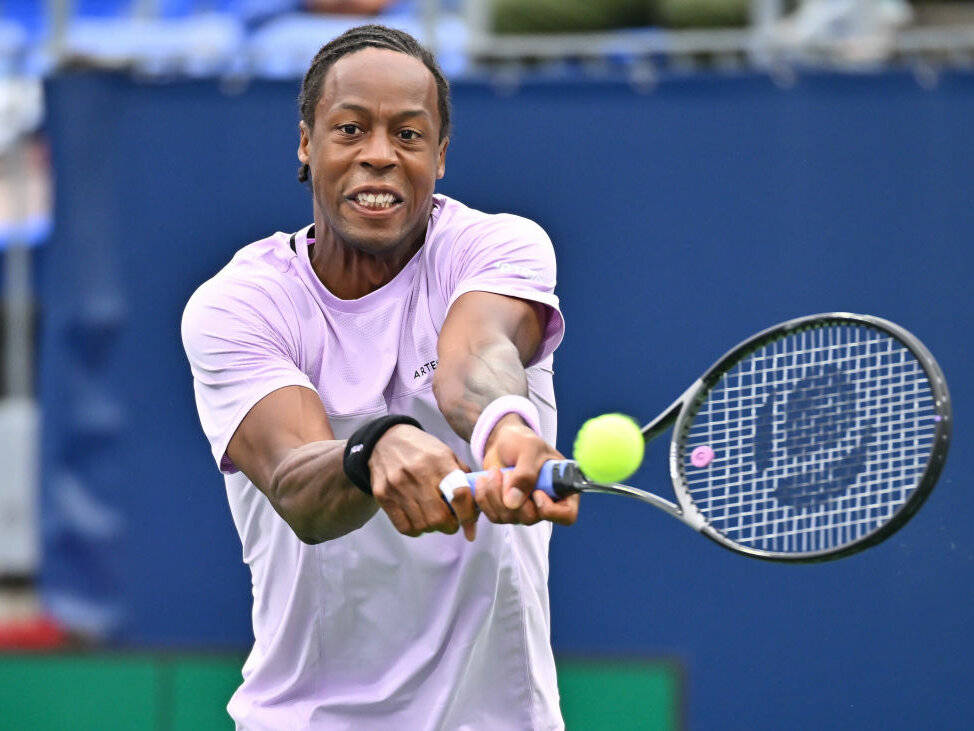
left=427, top=196, right=555, bottom=278
left=185, top=233, right=299, bottom=314
left=427, top=195, right=553, bottom=256
left=182, top=231, right=304, bottom=347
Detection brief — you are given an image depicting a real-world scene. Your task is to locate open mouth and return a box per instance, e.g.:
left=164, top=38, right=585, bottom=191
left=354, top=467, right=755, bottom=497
left=346, top=190, right=404, bottom=212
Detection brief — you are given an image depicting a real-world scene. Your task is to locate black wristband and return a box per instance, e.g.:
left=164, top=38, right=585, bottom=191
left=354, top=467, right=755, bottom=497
left=343, top=415, right=423, bottom=495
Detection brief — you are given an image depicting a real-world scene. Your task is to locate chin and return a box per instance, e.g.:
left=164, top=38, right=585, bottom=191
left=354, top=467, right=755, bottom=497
left=342, top=228, right=408, bottom=256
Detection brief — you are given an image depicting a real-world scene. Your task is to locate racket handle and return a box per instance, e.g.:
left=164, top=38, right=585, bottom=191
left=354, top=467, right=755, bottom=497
left=456, top=459, right=583, bottom=500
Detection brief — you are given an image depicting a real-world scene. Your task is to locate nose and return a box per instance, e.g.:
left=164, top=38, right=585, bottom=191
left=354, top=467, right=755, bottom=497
left=359, top=130, right=396, bottom=170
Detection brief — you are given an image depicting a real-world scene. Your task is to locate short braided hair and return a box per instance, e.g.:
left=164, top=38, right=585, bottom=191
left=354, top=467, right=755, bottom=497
left=297, top=24, right=452, bottom=183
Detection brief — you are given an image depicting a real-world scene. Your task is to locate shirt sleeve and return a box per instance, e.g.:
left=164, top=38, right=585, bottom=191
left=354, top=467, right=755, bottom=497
left=446, top=213, right=565, bottom=365
left=181, top=278, right=316, bottom=474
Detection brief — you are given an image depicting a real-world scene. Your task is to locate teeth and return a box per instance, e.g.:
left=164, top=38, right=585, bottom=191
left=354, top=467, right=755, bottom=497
left=355, top=192, right=397, bottom=209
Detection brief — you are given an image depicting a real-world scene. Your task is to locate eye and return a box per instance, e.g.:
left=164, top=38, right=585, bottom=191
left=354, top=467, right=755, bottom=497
left=337, top=123, right=361, bottom=136
left=398, top=129, right=422, bottom=141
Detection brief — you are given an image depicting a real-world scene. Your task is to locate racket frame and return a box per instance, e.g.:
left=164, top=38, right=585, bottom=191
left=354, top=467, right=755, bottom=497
left=624, top=312, right=952, bottom=562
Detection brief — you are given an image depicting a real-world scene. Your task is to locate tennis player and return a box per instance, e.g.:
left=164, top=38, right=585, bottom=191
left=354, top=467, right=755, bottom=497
left=181, top=25, right=578, bottom=730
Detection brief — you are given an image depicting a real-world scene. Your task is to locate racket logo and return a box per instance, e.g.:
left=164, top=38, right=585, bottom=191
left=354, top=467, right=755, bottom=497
left=753, top=365, right=874, bottom=510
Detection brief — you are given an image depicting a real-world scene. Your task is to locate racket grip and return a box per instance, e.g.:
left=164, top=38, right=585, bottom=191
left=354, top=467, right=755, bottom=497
left=461, top=459, right=583, bottom=500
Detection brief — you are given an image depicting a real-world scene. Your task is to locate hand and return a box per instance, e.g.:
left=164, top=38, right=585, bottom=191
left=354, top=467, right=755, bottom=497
left=454, top=413, right=580, bottom=536
left=369, top=424, right=469, bottom=538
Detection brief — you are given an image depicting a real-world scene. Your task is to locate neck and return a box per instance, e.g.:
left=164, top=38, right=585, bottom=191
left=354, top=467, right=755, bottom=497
left=307, top=209, right=429, bottom=300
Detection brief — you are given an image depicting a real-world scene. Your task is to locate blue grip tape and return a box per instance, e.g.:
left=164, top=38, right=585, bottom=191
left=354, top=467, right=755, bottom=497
left=464, top=459, right=576, bottom=499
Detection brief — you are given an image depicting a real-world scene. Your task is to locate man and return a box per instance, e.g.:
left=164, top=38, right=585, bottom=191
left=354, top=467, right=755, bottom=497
left=182, top=25, right=578, bottom=730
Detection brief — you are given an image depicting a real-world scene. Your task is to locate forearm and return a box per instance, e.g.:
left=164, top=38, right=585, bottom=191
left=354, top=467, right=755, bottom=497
left=268, top=440, right=378, bottom=544
left=433, top=335, right=528, bottom=441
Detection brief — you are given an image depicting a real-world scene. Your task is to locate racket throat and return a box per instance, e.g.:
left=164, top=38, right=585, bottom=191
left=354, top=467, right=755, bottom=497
left=641, top=382, right=701, bottom=442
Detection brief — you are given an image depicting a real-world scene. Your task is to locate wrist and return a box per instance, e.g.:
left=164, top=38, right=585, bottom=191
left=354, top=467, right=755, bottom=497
left=483, top=412, right=528, bottom=455
left=470, top=394, right=541, bottom=468
left=343, top=415, right=423, bottom=494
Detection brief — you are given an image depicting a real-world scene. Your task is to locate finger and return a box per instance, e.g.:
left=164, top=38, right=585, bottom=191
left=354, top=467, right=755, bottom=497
left=373, top=474, right=426, bottom=537
left=397, top=494, right=430, bottom=537
left=433, top=503, right=461, bottom=534
left=476, top=469, right=508, bottom=523
left=531, top=491, right=580, bottom=526
left=501, top=470, right=541, bottom=524
left=450, top=486, right=479, bottom=542
left=380, top=500, right=421, bottom=537
left=503, top=456, right=539, bottom=510
left=513, top=501, right=541, bottom=525
left=472, top=474, right=492, bottom=522
left=418, top=492, right=459, bottom=534
left=482, top=450, right=504, bottom=472
left=393, top=465, right=455, bottom=535
left=478, top=470, right=539, bottom=525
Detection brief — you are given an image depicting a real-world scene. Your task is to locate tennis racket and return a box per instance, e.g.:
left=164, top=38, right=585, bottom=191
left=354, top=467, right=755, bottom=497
left=450, top=313, right=952, bottom=562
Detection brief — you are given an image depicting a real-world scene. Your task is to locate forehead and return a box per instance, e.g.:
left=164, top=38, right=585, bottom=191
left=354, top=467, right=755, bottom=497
left=319, top=47, right=438, bottom=120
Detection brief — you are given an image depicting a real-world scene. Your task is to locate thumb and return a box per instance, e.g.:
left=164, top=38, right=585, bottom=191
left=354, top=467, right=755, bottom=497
left=502, top=467, right=532, bottom=510
left=482, top=447, right=504, bottom=472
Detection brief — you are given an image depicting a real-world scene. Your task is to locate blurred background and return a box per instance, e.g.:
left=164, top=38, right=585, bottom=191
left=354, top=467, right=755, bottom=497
left=0, top=1, right=971, bottom=729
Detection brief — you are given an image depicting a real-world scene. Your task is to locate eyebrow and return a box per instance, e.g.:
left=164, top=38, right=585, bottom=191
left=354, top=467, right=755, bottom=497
left=333, top=103, right=431, bottom=122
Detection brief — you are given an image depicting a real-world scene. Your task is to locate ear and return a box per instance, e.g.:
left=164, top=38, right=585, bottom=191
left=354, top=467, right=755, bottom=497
left=436, top=137, right=449, bottom=180
left=298, top=121, right=311, bottom=165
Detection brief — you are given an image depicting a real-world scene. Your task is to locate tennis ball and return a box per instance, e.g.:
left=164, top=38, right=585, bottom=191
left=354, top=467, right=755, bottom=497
left=572, top=413, right=645, bottom=483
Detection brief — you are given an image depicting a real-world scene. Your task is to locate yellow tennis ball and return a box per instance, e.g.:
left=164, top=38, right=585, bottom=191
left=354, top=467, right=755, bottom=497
left=572, top=413, right=645, bottom=483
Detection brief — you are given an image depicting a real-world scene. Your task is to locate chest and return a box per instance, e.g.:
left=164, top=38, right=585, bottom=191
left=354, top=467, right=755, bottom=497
left=294, top=273, right=449, bottom=416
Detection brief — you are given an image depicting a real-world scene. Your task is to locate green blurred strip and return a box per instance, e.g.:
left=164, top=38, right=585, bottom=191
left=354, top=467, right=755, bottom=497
left=559, top=659, right=682, bottom=730
left=166, top=656, right=244, bottom=731
left=0, top=654, right=681, bottom=730
left=0, top=655, right=162, bottom=730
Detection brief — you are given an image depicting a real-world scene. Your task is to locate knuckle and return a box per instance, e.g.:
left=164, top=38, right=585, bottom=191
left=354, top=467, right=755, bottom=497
left=387, top=467, right=408, bottom=486
left=390, top=516, right=412, bottom=534
left=519, top=508, right=539, bottom=525
left=373, top=486, right=397, bottom=506
left=405, top=455, right=429, bottom=474
left=481, top=506, right=500, bottom=523
left=432, top=506, right=453, bottom=528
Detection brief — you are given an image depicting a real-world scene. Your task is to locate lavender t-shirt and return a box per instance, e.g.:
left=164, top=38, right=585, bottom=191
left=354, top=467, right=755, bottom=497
left=182, top=195, right=566, bottom=730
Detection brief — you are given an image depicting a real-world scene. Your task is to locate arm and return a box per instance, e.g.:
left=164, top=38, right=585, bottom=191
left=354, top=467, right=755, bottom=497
left=183, top=281, right=465, bottom=544
left=433, top=291, right=579, bottom=535
left=434, top=290, right=544, bottom=440
left=228, top=386, right=467, bottom=543
left=227, top=385, right=376, bottom=544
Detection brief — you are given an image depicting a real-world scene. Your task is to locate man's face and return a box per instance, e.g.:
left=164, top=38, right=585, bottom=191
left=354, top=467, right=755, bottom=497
left=298, top=48, right=448, bottom=256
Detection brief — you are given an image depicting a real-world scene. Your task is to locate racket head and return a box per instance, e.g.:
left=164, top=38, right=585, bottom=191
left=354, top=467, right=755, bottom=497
left=670, top=313, right=951, bottom=562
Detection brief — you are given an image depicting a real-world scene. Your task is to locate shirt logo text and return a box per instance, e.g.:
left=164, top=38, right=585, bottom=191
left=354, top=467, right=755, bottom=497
left=414, top=359, right=438, bottom=379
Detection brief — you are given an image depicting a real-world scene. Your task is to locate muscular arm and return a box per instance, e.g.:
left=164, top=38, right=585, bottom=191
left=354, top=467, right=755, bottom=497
left=433, top=291, right=546, bottom=440
left=434, top=291, right=578, bottom=532
left=226, top=385, right=377, bottom=544
left=228, top=385, right=464, bottom=543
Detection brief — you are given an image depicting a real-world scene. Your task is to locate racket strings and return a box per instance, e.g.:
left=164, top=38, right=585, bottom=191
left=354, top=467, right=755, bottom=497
left=680, top=324, right=938, bottom=555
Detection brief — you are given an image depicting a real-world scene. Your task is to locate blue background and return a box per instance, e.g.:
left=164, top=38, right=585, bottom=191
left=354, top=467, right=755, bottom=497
left=40, top=71, right=973, bottom=729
